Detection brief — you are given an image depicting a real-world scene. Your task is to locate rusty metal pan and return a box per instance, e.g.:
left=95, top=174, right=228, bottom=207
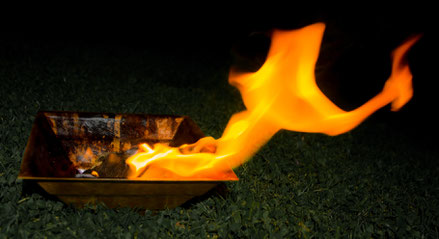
left=18, top=111, right=238, bottom=209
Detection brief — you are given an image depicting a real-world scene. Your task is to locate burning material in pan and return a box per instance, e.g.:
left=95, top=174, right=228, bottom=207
left=18, top=111, right=238, bottom=209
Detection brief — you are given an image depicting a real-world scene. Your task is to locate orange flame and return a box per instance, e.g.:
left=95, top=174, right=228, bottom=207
left=126, top=22, right=420, bottom=179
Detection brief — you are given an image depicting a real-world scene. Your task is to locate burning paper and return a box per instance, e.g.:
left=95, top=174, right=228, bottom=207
left=126, top=22, right=420, bottom=179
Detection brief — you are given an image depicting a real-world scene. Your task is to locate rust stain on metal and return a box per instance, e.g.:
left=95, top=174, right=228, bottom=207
left=111, top=114, right=122, bottom=152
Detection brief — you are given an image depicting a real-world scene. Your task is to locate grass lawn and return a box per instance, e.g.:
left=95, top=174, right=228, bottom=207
left=1, top=27, right=438, bottom=238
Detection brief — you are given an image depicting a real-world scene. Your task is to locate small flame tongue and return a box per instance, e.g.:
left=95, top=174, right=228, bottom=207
left=126, top=23, right=420, bottom=179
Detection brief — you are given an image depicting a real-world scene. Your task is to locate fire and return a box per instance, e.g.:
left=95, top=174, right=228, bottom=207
left=126, top=22, right=420, bottom=179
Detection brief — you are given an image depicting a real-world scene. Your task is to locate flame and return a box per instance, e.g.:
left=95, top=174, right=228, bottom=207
left=126, top=22, right=420, bottom=179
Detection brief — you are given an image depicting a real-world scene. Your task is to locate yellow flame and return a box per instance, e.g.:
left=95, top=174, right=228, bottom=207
left=126, top=22, right=420, bottom=179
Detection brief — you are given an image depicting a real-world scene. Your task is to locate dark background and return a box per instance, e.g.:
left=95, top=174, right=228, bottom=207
left=2, top=7, right=434, bottom=147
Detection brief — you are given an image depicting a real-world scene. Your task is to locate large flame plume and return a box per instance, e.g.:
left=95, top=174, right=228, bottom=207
left=126, top=22, right=420, bottom=180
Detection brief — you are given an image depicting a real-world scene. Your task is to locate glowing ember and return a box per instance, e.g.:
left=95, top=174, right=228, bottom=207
left=126, top=22, right=420, bottom=179
left=70, top=146, right=101, bottom=171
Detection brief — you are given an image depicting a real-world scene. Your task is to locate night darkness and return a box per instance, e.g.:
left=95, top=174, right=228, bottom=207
left=1, top=7, right=438, bottom=237
left=6, top=8, right=434, bottom=144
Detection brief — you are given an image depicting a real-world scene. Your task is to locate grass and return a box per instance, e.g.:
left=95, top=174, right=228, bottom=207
left=1, top=34, right=438, bottom=238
